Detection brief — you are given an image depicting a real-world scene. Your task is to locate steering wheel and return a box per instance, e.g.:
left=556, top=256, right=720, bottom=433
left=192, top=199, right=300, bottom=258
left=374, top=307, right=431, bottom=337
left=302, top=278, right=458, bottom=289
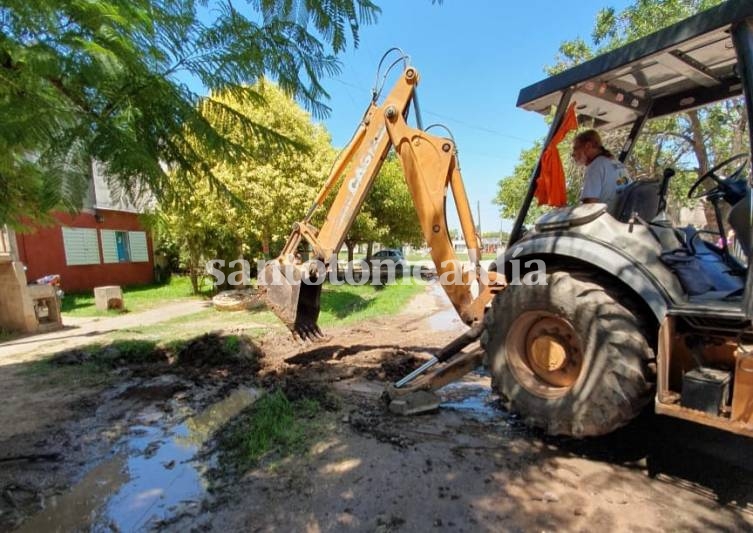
left=687, top=153, right=749, bottom=199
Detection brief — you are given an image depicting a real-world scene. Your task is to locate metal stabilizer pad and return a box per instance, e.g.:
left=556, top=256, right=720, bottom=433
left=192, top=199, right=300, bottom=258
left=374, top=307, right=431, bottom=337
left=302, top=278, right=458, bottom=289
left=388, top=390, right=441, bottom=416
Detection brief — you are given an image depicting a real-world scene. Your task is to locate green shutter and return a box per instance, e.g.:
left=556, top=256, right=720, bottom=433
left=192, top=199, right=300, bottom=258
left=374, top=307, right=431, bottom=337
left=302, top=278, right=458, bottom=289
left=61, top=227, right=101, bottom=265
left=100, top=230, right=119, bottom=263
left=128, top=231, right=149, bottom=262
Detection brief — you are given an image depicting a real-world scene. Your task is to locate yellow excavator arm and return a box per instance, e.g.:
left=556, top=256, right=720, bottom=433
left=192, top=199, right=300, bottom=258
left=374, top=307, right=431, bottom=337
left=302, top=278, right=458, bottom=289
left=261, top=61, right=505, bottom=340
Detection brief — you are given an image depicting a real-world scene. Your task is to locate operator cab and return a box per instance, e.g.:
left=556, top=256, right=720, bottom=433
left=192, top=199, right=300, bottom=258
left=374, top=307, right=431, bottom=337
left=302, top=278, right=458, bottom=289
left=505, top=0, right=753, bottom=437
left=513, top=0, right=753, bottom=314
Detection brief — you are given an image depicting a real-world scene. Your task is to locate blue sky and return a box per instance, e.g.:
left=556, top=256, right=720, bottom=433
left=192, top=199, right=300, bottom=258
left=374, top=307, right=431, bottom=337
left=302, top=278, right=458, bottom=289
left=315, top=0, right=631, bottom=233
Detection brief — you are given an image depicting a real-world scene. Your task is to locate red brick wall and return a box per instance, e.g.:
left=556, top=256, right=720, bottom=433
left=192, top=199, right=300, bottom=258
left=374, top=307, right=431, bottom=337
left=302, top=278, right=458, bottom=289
left=16, top=210, right=154, bottom=293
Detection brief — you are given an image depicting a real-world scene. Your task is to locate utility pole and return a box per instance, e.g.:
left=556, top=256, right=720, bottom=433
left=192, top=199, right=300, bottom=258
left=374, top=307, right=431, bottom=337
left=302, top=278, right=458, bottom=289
left=476, top=200, right=481, bottom=236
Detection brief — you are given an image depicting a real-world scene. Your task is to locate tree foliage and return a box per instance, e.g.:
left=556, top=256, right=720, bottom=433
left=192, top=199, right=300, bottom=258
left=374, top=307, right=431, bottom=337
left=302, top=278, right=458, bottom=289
left=155, top=80, right=334, bottom=292
left=343, top=153, right=424, bottom=260
left=0, top=0, right=379, bottom=227
left=496, top=0, right=747, bottom=224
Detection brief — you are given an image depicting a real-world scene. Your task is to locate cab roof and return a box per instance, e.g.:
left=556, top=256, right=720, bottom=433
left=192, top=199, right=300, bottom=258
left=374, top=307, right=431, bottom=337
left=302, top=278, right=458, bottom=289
left=517, top=0, right=753, bottom=130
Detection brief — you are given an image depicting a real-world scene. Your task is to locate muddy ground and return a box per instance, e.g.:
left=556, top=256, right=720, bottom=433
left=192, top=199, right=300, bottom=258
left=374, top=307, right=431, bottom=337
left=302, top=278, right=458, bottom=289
left=3, top=285, right=753, bottom=532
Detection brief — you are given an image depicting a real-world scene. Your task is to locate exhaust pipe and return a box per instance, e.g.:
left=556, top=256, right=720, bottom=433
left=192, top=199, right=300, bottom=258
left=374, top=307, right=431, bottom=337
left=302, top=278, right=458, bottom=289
left=260, top=261, right=324, bottom=341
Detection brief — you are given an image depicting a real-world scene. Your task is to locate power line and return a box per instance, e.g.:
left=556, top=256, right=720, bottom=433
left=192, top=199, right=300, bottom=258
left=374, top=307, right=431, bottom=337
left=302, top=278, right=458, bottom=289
left=329, top=78, right=537, bottom=145
left=422, top=110, right=534, bottom=144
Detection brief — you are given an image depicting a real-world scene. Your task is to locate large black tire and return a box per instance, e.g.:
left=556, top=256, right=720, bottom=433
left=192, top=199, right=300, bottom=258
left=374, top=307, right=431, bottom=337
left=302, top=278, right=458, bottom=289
left=481, top=271, right=654, bottom=437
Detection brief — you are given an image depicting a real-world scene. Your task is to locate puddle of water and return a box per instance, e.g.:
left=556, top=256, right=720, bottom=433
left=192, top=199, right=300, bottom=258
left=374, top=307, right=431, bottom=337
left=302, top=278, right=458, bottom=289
left=18, top=386, right=260, bottom=532
left=99, top=421, right=205, bottom=531
left=440, top=382, right=500, bottom=420
left=15, top=455, right=129, bottom=533
left=439, top=380, right=534, bottom=437
left=426, top=284, right=465, bottom=332
left=428, top=308, right=463, bottom=332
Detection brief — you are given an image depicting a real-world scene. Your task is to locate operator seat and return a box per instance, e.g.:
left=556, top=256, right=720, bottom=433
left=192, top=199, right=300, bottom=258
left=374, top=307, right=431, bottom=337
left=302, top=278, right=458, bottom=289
left=609, top=179, right=661, bottom=223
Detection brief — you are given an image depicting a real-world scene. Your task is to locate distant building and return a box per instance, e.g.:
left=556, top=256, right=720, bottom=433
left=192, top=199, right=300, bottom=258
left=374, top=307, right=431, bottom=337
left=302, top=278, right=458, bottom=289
left=14, top=162, right=154, bottom=293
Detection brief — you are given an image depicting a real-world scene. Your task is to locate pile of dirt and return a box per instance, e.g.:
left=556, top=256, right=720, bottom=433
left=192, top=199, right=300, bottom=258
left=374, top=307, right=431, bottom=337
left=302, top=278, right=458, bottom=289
left=47, top=334, right=264, bottom=376
left=49, top=348, right=91, bottom=365
left=258, top=370, right=342, bottom=412
left=49, top=342, right=169, bottom=368
left=365, top=350, right=425, bottom=382
left=1, top=482, right=43, bottom=530
left=117, top=380, right=189, bottom=402
left=176, top=333, right=263, bottom=371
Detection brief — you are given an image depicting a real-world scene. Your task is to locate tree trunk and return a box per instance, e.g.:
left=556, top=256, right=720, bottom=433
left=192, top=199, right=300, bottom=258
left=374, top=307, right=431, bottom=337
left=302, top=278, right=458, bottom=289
left=687, top=109, right=710, bottom=175
left=187, top=243, right=201, bottom=295
left=366, top=241, right=374, bottom=262
left=345, top=241, right=355, bottom=263
left=686, top=109, right=717, bottom=231
left=649, top=138, right=664, bottom=178
left=189, top=270, right=199, bottom=295
left=732, top=101, right=749, bottom=155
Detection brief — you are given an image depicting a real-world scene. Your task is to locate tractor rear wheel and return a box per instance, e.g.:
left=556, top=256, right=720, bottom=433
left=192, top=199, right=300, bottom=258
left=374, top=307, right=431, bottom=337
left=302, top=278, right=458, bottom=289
left=481, top=271, right=654, bottom=437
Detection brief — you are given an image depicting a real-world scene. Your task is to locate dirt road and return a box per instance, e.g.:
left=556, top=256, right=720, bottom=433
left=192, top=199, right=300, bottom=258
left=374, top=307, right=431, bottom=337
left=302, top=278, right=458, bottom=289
left=2, top=283, right=753, bottom=532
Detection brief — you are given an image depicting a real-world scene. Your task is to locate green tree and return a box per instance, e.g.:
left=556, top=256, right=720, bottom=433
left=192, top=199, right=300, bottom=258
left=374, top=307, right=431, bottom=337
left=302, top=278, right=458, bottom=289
left=572, top=0, right=734, bottom=204
left=157, top=80, right=335, bottom=293
left=0, top=0, right=379, bottom=228
left=342, top=153, right=424, bottom=261
left=495, top=142, right=543, bottom=222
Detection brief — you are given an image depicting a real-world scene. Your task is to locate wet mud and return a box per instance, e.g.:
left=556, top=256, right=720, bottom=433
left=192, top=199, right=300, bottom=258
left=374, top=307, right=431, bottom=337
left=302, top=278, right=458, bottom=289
left=5, top=287, right=753, bottom=531
left=12, top=385, right=261, bottom=532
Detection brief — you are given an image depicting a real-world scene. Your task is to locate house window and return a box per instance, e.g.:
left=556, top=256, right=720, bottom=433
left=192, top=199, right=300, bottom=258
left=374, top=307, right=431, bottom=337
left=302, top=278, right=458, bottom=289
left=101, top=230, right=148, bottom=263
left=115, top=231, right=130, bottom=262
left=127, top=231, right=149, bottom=262
left=61, top=227, right=101, bottom=266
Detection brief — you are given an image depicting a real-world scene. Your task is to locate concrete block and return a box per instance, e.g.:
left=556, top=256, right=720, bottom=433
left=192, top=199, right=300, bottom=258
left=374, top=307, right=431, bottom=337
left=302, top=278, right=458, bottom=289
left=0, top=261, right=39, bottom=333
left=94, top=285, right=124, bottom=311
left=27, top=284, right=62, bottom=331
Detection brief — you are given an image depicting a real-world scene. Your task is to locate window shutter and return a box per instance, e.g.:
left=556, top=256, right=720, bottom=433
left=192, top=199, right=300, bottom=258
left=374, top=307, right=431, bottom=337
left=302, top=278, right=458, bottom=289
left=100, top=230, right=119, bottom=264
left=128, top=231, right=149, bottom=262
left=61, top=227, right=101, bottom=265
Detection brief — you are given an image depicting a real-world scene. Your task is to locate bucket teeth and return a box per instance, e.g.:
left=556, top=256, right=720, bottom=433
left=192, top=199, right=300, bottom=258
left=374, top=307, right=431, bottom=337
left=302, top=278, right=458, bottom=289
left=294, top=320, right=325, bottom=342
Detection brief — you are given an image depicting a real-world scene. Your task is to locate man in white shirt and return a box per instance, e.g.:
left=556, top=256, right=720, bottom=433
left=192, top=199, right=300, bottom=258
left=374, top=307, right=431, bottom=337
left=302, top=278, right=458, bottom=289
left=571, top=129, right=630, bottom=207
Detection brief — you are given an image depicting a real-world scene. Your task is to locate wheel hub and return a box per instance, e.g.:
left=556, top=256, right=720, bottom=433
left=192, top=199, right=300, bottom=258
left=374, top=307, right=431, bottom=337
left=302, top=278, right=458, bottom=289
left=529, top=335, right=568, bottom=372
left=505, top=311, right=584, bottom=398
left=524, top=317, right=582, bottom=389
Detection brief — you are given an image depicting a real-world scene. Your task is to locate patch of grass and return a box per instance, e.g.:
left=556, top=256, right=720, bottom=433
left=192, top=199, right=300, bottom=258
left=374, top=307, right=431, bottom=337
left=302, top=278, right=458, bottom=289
left=224, top=334, right=241, bottom=353
left=22, top=339, right=162, bottom=385
left=22, top=332, right=263, bottom=389
left=26, top=339, right=164, bottom=370
left=221, top=390, right=327, bottom=471
left=107, top=307, right=281, bottom=344
left=23, top=357, right=114, bottom=389
left=318, top=280, right=424, bottom=326
left=99, top=280, right=421, bottom=345
left=0, top=328, right=16, bottom=343
left=99, top=339, right=164, bottom=366
left=61, top=276, right=208, bottom=317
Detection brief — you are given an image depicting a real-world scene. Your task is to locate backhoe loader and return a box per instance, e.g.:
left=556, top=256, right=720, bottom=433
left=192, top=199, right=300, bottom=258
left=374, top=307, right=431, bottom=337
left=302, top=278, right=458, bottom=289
left=262, top=0, right=753, bottom=438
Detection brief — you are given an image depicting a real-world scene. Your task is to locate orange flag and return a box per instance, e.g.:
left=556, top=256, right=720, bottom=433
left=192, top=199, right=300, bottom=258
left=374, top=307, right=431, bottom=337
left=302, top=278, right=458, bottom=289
left=535, top=103, right=578, bottom=207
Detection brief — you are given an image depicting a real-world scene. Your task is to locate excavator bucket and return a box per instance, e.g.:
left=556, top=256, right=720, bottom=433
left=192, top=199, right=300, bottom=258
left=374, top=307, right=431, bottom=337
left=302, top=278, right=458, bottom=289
left=260, top=261, right=324, bottom=341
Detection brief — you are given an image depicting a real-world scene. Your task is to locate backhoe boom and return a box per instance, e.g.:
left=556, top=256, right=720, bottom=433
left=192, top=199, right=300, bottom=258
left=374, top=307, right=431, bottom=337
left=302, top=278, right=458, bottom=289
left=261, top=65, right=504, bottom=340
